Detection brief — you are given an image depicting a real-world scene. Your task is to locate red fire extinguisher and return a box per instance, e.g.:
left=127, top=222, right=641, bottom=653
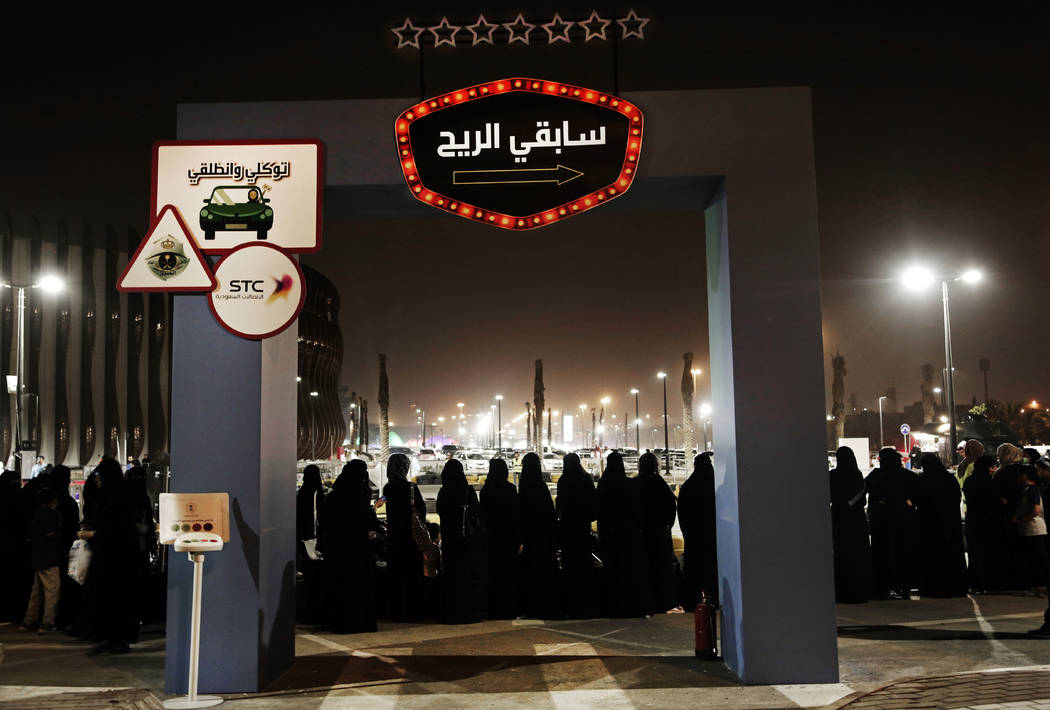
left=694, top=590, right=720, bottom=660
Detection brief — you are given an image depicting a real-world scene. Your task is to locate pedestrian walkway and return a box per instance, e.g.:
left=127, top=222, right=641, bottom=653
left=3, top=595, right=1050, bottom=709
left=830, top=667, right=1050, bottom=709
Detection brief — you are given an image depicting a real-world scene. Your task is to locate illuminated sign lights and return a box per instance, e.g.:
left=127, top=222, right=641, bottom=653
left=395, top=78, right=643, bottom=230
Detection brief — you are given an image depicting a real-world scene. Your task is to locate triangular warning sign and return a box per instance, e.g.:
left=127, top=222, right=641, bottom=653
left=118, top=205, right=217, bottom=292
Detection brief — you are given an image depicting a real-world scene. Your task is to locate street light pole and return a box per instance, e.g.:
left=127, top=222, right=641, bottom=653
left=495, top=395, right=503, bottom=452
left=631, top=388, right=639, bottom=451
left=878, top=395, right=887, bottom=449
left=941, top=279, right=959, bottom=465
left=309, top=391, right=319, bottom=460
left=658, top=372, right=670, bottom=475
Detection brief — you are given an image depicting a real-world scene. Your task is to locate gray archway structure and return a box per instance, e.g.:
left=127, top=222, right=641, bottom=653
left=166, top=86, right=836, bottom=692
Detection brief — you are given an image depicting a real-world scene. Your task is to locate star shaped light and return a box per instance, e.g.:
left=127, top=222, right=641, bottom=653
left=503, top=13, right=535, bottom=45
left=617, top=9, right=650, bottom=40
left=392, top=17, right=424, bottom=49
left=580, top=10, right=611, bottom=41
left=466, top=14, right=498, bottom=46
left=429, top=17, right=461, bottom=47
left=541, top=13, right=574, bottom=44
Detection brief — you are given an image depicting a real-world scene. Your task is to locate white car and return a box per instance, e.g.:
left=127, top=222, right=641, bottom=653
left=542, top=453, right=563, bottom=473
left=464, top=453, right=489, bottom=474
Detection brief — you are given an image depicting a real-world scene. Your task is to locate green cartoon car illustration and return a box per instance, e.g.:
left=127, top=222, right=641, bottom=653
left=200, top=185, right=273, bottom=240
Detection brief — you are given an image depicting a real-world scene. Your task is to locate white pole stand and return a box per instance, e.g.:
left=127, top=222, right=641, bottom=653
left=164, top=551, right=223, bottom=709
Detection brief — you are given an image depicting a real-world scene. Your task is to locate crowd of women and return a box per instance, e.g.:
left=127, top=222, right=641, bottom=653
left=296, top=451, right=720, bottom=632
left=0, top=458, right=156, bottom=654
left=829, top=442, right=1050, bottom=603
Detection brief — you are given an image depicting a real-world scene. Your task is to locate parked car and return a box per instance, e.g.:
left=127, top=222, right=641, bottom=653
left=542, top=452, right=563, bottom=473
left=464, top=453, right=489, bottom=474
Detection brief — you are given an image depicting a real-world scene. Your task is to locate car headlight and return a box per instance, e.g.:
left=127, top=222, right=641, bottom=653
left=263, top=208, right=273, bottom=217
left=200, top=208, right=211, bottom=218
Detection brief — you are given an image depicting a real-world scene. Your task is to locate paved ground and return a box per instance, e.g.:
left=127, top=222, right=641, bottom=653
left=3, top=593, right=1050, bottom=709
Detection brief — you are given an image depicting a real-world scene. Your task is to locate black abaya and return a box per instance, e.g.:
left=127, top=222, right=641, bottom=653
left=437, top=459, right=488, bottom=624
left=866, top=449, right=921, bottom=597
left=596, top=454, right=652, bottom=618
left=480, top=459, right=520, bottom=619
left=917, top=454, right=968, bottom=597
left=556, top=454, right=600, bottom=618
left=320, top=462, right=382, bottom=633
left=964, top=455, right=1011, bottom=592
left=828, top=448, right=873, bottom=603
left=677, top=455, right=719, bottom=607
left=382, top=454, right=427, bottom=621
left=518, top=454, right=563, bottom=619
left=636, top=453, right=679, bottom=612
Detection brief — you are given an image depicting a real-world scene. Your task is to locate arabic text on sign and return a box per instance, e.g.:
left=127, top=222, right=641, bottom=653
left=436, top=121, right=606, bottom=163
left=187, top=161, right=292, bottom=185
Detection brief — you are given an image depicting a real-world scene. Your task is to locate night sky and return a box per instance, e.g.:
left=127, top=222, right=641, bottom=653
left=2, top=9, right=1047, bottom=429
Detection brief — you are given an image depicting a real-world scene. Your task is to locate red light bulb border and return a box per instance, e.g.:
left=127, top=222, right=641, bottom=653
left=394, top=77, right=643, bottom=230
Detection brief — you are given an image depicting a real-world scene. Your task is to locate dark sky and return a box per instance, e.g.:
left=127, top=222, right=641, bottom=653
left=2, top=9, right=1048, bottom=429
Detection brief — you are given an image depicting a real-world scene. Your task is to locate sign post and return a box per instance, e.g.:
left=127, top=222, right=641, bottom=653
left=900, top=423, right=911, bottom=457
left=160, top=493, right=230, bottom=710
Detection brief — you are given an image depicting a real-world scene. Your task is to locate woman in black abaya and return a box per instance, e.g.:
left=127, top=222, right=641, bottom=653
left=596, top=453, right=653, bottom=617
left=517, top=453, right=563, bottom=619
left=320, top=460, right=383, bottom=633
left=480, top=458, right=519, bottom=619
left=295, top=464, right=325, bottom=623
left=556, top=453, right=599, bottom=618
left=437, top=458, right=488, bottom=624
left=964, top=454, right=1010, bottom=592
left=918, top=453, right=968, bottom=597
left=828, top=447, right=873, bottom=603
left=677, top=454, right=719, bottom=608
left=80, top=459, right=138, bottom=653
left=382, top=453, right=427, bottom=621
left=636, top=452, right=681, bottom=612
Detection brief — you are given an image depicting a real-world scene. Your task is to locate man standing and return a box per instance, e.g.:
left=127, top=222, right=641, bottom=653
left=20, top=488, right=62, bottom=633
left=30, top=457, right=46, bottom=478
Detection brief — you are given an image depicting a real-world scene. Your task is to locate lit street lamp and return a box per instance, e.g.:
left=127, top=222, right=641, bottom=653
left=630, top=388, right=640, bottom=451
left=4, top=275, right=64, bottom=458
left=878, top=395, right=887, bottom=449
left=657, top=372, right=670, bottom=474
left=903, top=265, right=982, bottom=464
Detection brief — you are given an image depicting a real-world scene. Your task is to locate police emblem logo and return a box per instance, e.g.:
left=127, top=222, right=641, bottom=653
left=145, top=234, right=191, bottom=280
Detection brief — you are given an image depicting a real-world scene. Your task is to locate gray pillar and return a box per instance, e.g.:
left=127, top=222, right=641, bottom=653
left=165, top=291, right=297, bottom=693
left=705, top=179, right=838, bottom=683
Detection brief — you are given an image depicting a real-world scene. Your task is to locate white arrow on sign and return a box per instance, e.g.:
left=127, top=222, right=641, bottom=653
left=900, top=423, right=911, bottom=435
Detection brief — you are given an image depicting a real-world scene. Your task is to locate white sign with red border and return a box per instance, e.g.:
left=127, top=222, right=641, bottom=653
left=118, top=205, right=217, bottom=292
left=208, top=243, right=305, bottom=340
left=152, top=139, right=323, bottom=255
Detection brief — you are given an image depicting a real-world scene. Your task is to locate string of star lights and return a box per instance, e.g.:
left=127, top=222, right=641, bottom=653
left=395, top=78, right=643, bottom=231
left=391, top=9, right=649, bottom=49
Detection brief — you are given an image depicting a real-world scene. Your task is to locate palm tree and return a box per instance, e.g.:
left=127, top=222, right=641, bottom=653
left=831, top=351, right=847, bottom=441
left=681, top=352, right=695, bottom=460
left=378, top=354, right=390, bottom=466
left=920, top=363, right=936, bottom=425
left=534, top=359, right=545, bottom=454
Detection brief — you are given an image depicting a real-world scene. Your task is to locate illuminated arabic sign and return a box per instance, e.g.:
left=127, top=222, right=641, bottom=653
left=152, top=140, right=323, bottom=254
left=395, top=78, right=643, bottom=229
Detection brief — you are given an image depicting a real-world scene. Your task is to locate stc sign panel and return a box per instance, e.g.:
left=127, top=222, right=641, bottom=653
left=395, top=78, right=643, bottom=229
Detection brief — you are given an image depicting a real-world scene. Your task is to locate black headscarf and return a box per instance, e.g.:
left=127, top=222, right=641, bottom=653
left=387, top=453, right=410, bottom=483
left=835, top=447, right=860, bottom=475
left=440, top=458, right=470, bottom=505
left=560, top=453, right=590, bottom=486
left=519, top=453, right=552, bottom=506
left=599, top=452, right=627, bottom=488
left=878, top=447, right=902, bottom=470
left=484, top=458, right=510, bottom=487
left=972, top=454, right=996, bottom=479
left=638, top=452, right=660, bottom=478
left=330, top=460, right=372, bottom=510
left=301, top=464, right=322, bottom=494
left=920, top=453, right=951, bottom=478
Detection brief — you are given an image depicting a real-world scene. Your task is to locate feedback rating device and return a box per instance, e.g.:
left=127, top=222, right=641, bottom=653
left=161, top=494, right=230, bottom=710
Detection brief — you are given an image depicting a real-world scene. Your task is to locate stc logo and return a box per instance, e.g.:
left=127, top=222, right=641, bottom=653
left=229, top=280, right=265, bottom=293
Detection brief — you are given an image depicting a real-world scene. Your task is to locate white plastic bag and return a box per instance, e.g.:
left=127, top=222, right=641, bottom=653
left=68, top=539, right=92, bottom=585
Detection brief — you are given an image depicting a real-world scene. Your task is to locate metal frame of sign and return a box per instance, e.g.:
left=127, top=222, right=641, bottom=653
left=207, top=242, right=307, bottom=340
left=150, top=138, right=325, bottom=255
left=118, top=204, right=218, bottom=293
left=395, top=78, right=644, bottom=230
